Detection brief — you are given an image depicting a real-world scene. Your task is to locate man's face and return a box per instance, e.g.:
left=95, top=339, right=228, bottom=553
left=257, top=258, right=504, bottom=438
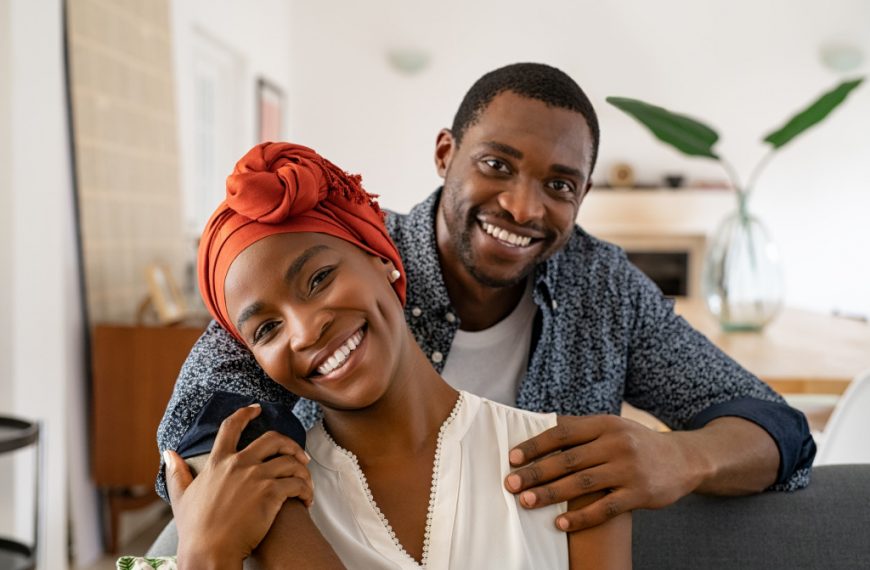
left=435, top=91, right=594, bottom=288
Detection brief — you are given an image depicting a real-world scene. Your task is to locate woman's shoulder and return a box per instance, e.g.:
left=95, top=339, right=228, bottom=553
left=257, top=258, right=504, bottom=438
left=460, top=391, right=558, bottom=445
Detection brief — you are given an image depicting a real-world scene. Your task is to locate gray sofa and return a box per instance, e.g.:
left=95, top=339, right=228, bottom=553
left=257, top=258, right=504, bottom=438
left=148, top=464, right=870, bottom=568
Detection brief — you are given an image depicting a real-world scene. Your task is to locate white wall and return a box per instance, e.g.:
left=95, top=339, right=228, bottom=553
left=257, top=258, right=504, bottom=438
left=172, top=0, right=294, bottom=237
left=286, top=0, right=870, bottom=318
left=0, top=0, right=15, bottom=538
left=8, top=0, right=81, bottom=566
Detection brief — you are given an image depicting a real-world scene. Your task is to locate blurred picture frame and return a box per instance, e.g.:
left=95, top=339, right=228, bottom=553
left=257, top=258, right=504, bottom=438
left=144, top=263, right=186, bottom=325
left=257, top=77, right=284, bottom=143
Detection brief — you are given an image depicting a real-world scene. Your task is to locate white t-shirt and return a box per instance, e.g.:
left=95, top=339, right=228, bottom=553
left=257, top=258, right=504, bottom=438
left=306, top=391, right=568, bottom=569
left=441, top=283, right=538, bottom=406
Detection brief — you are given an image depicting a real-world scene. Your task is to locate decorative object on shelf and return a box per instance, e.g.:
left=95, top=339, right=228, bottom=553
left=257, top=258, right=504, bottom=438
left=140, top=263, right=187, bottom=325
left=607, top=77, right=864, bottom=330
left=663, top=173, right=685, bottom=188
left=607, top=161, right=636, bottom=188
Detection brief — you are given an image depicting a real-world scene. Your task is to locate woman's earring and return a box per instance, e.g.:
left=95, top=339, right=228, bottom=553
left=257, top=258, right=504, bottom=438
left=389, top=269, right=401, bottom=283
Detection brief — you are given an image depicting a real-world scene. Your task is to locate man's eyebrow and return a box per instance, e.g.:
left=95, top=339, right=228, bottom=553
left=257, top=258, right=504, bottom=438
left=482, top=141, right=585, bottom=179
left=481, top=141, right=523, bottom=159
left=551, top=163, right=585, bottom=179
left=285, top=244, right=330, bottom=284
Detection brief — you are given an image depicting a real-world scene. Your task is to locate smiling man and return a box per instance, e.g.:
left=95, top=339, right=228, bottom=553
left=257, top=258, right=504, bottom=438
left=157, top=63, right=815, bottom=534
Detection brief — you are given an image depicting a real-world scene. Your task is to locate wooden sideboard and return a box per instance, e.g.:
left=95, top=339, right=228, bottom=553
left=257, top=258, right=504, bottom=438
left=91, top=323, right=205, bottom=552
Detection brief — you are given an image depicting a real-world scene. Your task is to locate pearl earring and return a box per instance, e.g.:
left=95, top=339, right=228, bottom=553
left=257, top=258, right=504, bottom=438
left=389, top=269, right=401, bottom=283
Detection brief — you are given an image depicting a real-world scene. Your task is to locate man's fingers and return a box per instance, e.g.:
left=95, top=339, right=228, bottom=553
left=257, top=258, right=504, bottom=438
left=515, top=465, right=614, bottom=508
left=213, top=404, right=262, bottom=458
left=554, top=489, right=632, bottom=532
left=510, top=416, right=604, bottom=466
left=505, top=445, right=606, bottom=493
left=164, top=450, right=193, bottom=507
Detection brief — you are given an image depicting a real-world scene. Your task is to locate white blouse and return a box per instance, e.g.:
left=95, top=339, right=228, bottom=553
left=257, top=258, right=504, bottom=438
left=306, top=391, right=569, bottom=569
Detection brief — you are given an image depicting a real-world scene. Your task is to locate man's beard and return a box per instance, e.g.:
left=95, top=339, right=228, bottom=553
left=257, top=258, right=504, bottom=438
left=445, top=197, right=552, bottom=289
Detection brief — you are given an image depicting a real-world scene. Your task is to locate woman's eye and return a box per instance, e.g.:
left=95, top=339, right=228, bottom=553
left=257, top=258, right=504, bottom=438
left=309, top=267, right=334, bottom=293
left=253, top=321, right=279, bottom=344
left=548, top=179, right=575, bottom=194
left=482, top=158, right=510, bottom=173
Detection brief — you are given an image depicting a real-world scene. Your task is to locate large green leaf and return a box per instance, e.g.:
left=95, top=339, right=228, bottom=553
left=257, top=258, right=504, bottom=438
left=763, top=77, right=864, bottom=149
left=607, top=96, right=720, bottom=159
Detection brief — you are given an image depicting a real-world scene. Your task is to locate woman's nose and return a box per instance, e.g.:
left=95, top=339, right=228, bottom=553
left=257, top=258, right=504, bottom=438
left=286, top=305, right=332, bottom=353
left=497, top=179, right=545, bottom=225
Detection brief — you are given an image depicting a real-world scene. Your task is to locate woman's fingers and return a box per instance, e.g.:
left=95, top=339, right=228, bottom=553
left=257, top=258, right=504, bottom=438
left=212, top=404, right=263, bottom=458
left=163, top=450, right=193, bottom=507
left=260, top=455, right=314, bottom=493
left=240, top=429, right=309, bottom=465
left=270, top=474, right=315, bottom=508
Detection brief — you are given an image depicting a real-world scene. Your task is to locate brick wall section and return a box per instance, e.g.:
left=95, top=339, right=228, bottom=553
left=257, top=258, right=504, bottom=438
left=67, top=0, right=186, bottom=323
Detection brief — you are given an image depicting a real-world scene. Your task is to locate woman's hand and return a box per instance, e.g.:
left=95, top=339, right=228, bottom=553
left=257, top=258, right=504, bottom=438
left=164, top=404, right=313, bottom=569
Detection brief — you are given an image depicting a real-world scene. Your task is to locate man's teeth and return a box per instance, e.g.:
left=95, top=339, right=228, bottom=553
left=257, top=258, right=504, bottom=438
left=481, top=222, right=532, bottom=247
left=317, top=329, right=364, bottom=376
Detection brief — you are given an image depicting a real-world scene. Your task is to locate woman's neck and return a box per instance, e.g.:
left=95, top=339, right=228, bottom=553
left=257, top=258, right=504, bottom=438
left=320, top=339, right=458, bottom=464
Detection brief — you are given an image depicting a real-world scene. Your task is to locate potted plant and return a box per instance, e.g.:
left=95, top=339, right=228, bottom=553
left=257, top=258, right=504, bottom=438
left=607, top=77, right=864, bottom=331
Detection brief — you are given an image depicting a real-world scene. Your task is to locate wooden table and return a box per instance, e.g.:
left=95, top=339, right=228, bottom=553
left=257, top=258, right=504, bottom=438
left=674, top=299, right=870, bottom=395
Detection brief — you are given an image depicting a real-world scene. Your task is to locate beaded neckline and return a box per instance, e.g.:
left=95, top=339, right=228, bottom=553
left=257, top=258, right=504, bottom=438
left=319, top=391, right=465, bottom=567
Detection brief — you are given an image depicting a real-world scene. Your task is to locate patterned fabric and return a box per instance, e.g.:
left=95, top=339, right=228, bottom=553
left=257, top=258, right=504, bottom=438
left=116, top=556, right=177, bottom=570
left=156, top=188, right=813, bottom=502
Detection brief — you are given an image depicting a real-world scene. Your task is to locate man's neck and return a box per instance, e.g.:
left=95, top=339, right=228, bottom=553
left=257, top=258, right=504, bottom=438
left=442, top=268, right=527, bottom=332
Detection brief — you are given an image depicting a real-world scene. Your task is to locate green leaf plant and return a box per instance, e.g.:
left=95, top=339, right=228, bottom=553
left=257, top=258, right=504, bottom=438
left=606, top=77, right=864, bottom=217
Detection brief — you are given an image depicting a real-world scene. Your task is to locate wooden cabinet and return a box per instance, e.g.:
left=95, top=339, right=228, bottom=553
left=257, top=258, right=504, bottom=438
left=91, top=323, right=205, bottom=552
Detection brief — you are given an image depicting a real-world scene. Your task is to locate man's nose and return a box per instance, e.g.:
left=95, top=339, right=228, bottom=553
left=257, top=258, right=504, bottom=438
left=497, top=179, right=545, bottom=225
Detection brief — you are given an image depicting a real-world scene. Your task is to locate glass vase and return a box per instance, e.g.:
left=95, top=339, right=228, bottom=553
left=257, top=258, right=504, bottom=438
left=702, top=196, right=784, bottom=331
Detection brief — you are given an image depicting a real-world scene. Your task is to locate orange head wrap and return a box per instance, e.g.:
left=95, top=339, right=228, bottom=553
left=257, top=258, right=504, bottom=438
left=198, top=142, right=406, bottom=343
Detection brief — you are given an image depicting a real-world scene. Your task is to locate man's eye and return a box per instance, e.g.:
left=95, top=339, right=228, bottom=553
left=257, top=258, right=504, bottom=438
left=253, top=321, right=279, bottom=344
left=309, top=267, right=334, bottom=293
left=548, top=180, right=575, bottom=194
left=482, top=158, right=510, bottom=173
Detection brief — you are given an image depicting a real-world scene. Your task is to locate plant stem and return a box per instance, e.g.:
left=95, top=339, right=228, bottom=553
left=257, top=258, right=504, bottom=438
left=744, top=150, right=777, bottom=200
left=718, top=157, right=749, bottom=216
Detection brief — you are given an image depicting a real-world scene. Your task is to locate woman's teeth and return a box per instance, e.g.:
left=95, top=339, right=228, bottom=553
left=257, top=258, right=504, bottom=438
left=317, top=329, right=364, bottom=376
left=481, top=221, right=532, bottom=247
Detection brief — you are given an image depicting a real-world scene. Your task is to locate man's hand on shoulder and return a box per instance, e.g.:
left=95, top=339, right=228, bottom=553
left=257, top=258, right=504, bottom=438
left=504, top=414, right=779, bottom=532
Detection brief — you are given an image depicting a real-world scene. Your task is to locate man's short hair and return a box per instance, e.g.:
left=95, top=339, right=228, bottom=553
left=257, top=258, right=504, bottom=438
left=451, top=62, right=600, bottom=175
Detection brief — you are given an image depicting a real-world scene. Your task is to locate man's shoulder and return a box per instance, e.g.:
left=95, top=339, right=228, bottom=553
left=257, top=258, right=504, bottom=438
left=547, top=226, right=634, bottom=287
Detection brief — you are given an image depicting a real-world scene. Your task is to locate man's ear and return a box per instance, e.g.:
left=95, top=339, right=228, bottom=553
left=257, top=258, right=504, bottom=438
left=434, top=128, right=456, bottom=179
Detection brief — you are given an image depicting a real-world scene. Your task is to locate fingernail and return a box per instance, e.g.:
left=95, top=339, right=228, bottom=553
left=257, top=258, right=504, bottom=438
left=521, top=491, right=537, bottom=507
left=509, top=449, right=524, bottom=464
left=557, top=517, right=570, bottom=531
left=506, top=474, right=521, bottom=491
left=248, top=403, right=261, bottom=409
left=162, top=450, right=173, bottom=471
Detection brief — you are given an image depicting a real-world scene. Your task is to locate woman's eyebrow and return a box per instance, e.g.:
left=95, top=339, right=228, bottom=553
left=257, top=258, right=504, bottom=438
left=235, top=244, right=331, bottom=332
left=285, top=244, right=330, bottom=284
left=236, top=301, right=264, bottom=332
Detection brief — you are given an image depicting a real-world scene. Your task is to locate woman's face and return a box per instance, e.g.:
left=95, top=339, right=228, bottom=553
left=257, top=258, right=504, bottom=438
left=224, top=232, right=408, bottom=411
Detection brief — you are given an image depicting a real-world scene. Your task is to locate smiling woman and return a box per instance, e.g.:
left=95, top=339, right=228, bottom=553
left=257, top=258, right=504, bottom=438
left=160, top=141, right=631, bottom=568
